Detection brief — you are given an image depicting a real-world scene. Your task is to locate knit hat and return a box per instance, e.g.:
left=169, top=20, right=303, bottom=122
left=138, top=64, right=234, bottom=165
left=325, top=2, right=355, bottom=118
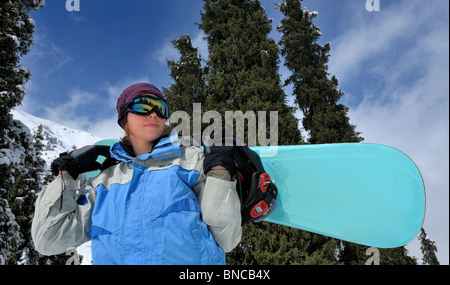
left=116, top=83, right=165, bottom=129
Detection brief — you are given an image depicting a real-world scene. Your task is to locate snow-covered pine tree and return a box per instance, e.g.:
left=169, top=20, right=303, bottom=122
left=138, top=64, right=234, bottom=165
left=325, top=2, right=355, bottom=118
left=8, top=124, right=45, bottom=264
left=0, top=0, right=44, bottom=137
left=0, top=180, right=20, bottom=265
left=0, top=0, right=45, bottom=265
left=0, top=119, right=35, bottom=264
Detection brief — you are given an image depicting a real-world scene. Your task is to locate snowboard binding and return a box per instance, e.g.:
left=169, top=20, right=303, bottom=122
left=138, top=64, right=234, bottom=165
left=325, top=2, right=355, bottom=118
left=234, top=145, right=278, bottom=225
left=204, top=129, right=278, bottom=225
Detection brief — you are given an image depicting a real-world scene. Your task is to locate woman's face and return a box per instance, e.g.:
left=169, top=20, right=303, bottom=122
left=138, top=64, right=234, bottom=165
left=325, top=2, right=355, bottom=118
left=126, top=111, right=166, bottom=145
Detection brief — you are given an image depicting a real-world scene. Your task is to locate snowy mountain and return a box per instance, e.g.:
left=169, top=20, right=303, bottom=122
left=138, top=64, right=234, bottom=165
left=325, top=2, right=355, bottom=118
left=11, top=109, right=100, bottom=265
left=11, top=109, right=104, bottom=170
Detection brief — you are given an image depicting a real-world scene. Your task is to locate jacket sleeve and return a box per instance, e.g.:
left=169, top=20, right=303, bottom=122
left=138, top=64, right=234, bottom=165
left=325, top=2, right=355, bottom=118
left=194, top=169, right=242, bottom=253
left=31, top=174, right=95, bottom=256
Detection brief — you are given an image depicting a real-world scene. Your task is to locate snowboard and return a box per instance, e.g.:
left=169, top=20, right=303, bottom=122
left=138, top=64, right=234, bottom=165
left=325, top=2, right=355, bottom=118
left=85, top=140, right=425, bottom=249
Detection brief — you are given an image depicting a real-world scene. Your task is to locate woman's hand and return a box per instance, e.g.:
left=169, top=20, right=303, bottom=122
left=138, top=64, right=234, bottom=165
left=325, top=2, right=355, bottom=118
left=51, top=145, right=111, bottom=179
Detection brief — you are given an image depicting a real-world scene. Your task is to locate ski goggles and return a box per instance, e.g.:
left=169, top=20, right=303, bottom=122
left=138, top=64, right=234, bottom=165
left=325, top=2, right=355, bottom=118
left=122, top=96, right=170, bottom=119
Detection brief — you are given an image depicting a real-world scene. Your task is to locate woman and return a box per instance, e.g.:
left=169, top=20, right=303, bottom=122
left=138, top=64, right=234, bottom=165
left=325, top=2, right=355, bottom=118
left=32, top=83, right=242, bottom=265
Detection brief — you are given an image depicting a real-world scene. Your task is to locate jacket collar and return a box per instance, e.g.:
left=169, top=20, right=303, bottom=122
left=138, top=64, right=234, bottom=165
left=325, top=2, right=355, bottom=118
left=111, top=130, right=181, bottom=163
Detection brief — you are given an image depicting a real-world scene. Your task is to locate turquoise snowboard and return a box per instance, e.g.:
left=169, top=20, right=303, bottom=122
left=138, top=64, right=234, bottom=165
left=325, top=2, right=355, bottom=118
left=86, top=140, right=425, bottom=249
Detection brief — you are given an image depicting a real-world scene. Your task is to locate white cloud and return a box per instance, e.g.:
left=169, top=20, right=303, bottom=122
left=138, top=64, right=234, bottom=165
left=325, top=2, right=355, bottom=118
left=329, top=1, right=445, bottom=85
left=151, top=31, right=208, bottom=65
left=85, top=114, right=124, bottom=140
left=42, top=89, right=97, bottom=130
left=329, top=0, right=449, bottom=264
left=152, top=39, right=180, bottom=65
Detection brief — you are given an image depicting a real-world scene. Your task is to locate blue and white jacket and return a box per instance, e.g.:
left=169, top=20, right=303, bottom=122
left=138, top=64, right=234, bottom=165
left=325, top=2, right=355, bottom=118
left=32, top=133, right=242, bottom=265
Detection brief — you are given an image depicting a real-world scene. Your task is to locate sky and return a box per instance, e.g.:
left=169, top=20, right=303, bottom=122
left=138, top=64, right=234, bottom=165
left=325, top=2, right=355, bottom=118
left=16, top=0, right=448, bottom=264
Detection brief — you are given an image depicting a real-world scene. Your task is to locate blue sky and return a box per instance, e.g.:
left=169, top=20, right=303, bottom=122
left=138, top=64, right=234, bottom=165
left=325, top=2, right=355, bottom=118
left=17, top=0, right=448, bottom=264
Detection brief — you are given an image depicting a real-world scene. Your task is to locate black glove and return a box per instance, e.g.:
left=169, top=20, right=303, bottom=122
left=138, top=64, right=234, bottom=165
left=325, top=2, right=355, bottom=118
left=51, top=145, right=111, bottom=179
left=203, top=129, right=238, bottom=177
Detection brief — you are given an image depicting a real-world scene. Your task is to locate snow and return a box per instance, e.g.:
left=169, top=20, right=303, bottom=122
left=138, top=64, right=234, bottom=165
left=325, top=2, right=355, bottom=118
left=8, top=34, right=20, bottom=47
left=0, top=149, right=23, bottom=165
left=32, top=0, right=45, bottom=9
left=0, top=119, right=28, bottom=171
left=16, top=20, right=25, bottom=28
left=77, top=241, right=92, bottom=265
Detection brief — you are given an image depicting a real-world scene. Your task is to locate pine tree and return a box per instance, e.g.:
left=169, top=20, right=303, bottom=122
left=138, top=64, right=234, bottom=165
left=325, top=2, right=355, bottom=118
left=164, top=35, right=208, bottom=114
left=163, top=35, right=209, bottom=141
left=379, top=247, right=417, bottom=265
left=226, top=223, right=338, bottom=265
left=0, top=0, right=45, bottom=265
left=338, top=245, right=417, bottom=265
left=197, top=0, right=318, bottom=265
left=199, top=0, right=302, bottom=146
left=277, top=0, right=362, bottom=144
left=419, top=228, right=440, bottom=265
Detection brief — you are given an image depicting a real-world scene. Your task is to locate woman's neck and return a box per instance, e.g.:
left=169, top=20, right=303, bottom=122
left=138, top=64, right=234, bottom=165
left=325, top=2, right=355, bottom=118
left=131, top=140, right=153, bottom=157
